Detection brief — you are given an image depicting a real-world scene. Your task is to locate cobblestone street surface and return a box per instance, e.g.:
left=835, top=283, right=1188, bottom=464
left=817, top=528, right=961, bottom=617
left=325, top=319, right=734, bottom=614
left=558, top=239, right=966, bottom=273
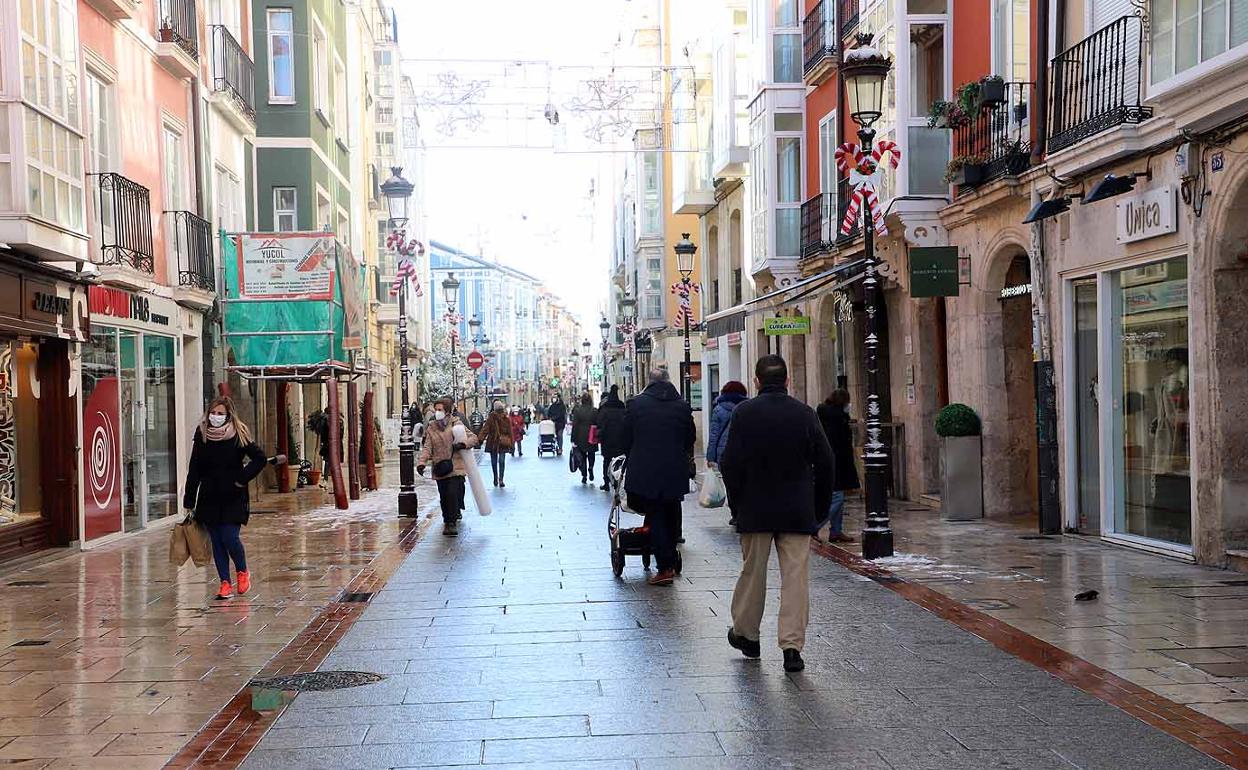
left=223, top=454, right=1235, bottom=770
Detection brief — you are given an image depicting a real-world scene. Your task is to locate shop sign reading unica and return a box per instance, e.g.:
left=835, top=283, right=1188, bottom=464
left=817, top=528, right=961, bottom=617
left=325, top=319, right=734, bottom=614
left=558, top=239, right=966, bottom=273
left=1116, top=186, right=1177, bottom=244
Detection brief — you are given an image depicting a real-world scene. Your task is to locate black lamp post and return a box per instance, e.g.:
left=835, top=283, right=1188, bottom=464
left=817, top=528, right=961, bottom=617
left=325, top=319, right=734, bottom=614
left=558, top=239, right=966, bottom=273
left=442, top=272, right=461, bottom=414
left=674, top=233, right=697, bottom=404
left=842, top=34, right=894, bottom=560
left=581, top=338, right=592, bottom=395
left=618, top=294, right=637, bottom=396
left=599, top=315, right=610, bottom=394
left=468, top=314, right=482, bottom=411
left=380, top=166, right=418, bottom=518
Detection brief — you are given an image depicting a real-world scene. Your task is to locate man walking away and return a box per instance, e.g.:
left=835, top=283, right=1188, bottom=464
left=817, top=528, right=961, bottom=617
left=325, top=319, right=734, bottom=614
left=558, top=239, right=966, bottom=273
left=595, top=385, right=628, bottom=491
left=816, top=388, right=859, bottom=543
left=547, top=395, right=568, bottom=455
left=622, top=368, right=695, bottom=586
left=721, top=355, right=834, bottom=672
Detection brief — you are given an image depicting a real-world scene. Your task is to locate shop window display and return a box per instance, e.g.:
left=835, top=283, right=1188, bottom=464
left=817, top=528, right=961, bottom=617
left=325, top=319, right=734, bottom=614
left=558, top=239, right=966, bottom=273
left=1113, top=256, right=1190, bottom=546
left=0, top=342, right=43, bottom=528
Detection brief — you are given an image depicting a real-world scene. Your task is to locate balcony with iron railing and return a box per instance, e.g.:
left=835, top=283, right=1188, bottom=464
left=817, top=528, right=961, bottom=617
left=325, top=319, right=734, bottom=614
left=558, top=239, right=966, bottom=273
left=1048, top=15, right=1153, bottom=153
left=840, top=0, right=859, bottom=40
left=803, top=0, right=837, bottom=84
left=167, top=210, right=214, bottom=293
left=158, top=0, right=198, bottom=58
left=90, top=173, right=155, bottom=277
left=210, top=25, right=255, bottom=125
left=800, top=192, right=836, bottom=258
left=951, top=80, right=1033, bottom=190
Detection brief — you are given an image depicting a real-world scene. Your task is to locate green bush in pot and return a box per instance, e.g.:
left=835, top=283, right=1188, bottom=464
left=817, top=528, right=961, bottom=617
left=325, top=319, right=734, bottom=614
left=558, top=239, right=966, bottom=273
left=935, top=403, right=981, bottom=437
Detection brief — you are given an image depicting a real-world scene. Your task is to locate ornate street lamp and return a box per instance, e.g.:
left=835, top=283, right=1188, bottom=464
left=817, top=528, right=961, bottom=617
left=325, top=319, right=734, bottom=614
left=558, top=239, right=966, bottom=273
left=380, top=166, right=418, bottom=518
left=599, top=315, right=611, bottom=394
left=618, top=294, right=637, bottom=396
left=842, top=34, right=894, bottom=560
left=441, top=272, right=461, bottom=414
left=674, top=233, right=697, bottom=403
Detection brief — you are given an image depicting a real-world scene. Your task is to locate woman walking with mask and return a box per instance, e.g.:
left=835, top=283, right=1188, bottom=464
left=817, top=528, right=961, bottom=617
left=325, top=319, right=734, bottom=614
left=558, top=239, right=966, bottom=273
left=183, top=397, right=271, bottom=600
left=418, top=397, right=479, bottom=536
left=480, top=400, right=514, bottom=486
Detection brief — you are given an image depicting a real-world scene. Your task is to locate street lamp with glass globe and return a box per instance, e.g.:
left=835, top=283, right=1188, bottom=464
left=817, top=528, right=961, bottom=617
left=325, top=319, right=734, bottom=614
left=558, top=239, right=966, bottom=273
left=441, top=272, right=461, bottom=414
left=618, top=295, right=637, bottom=396
left=674, top=233, right=697, bottom=404
left=380, top=166, right=418, bottom=517
left=599, top=315, right=611, bottom=394
left=842, top=33, right=894, bottom=560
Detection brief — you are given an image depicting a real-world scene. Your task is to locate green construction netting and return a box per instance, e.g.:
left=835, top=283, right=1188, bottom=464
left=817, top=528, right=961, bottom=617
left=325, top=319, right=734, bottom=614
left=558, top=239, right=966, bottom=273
left=221, top=231, right=365, bottom=369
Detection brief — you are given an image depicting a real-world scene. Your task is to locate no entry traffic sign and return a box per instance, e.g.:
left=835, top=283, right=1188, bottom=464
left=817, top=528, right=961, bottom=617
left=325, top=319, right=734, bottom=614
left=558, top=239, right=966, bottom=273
left=467, top=350, right=485, bottom=370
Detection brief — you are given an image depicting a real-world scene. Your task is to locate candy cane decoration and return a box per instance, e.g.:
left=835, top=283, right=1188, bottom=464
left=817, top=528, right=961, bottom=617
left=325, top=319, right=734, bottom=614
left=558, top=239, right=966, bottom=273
left=669, top=281, right=701, bottom=326
left=836, top=140, right=902, bottom=237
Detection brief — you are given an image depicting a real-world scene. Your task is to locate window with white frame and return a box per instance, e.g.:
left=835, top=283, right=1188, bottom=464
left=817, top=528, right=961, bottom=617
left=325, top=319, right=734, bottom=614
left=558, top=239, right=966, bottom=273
left=267, top=9, right=294, bottom=103
left=209, top=0, right=241, bottom=37
left=273, top=187, right=297, bottom=231
left=644, top=256, right=663, bottom=319
left=316, top=188, right=331, bottom=231
left=818, top=111, right=837, bottom=194
left=992, top=0, right=1029, bottom=82
left=85, top=70, right=115, bottom=241
left=337, top=208, right=350, bottom=247
left=774, top=111, right=803, bottom=259
left=772, top=0, right=801, bottom=82
left=640, top=152, right=661, bottom=236
left=1151, top=0, right=1248, bottom=84
left=215, top=166, right=242, bottom=232
left=749, top=109, right=767, bottom=262
left=17, top=0, right=85, bottom=231
left=333, top=57, right=347, bottom=138
left=162, top=124, right=185, bottom=212
left=312, top=19, right=329, bottom=116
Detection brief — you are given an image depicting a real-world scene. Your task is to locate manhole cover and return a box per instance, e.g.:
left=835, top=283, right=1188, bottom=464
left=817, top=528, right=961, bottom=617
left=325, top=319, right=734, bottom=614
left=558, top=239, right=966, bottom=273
left=10, top=640, right=50, bottom=647
left=7, top=580, right=49, bottom=587
left=249, top=671, right=385, bottom=692
left=338, top=591, right=374, bottom=603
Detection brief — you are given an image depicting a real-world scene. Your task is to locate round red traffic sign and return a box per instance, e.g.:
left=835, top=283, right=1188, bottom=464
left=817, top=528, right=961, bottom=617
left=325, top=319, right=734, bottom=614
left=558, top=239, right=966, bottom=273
left=467, top=350, right=485, bottom=370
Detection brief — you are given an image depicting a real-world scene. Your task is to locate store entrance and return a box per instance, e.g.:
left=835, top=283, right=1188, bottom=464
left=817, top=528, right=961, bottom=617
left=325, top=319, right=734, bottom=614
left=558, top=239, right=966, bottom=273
left=1000, top=255, right=1039, bottom=518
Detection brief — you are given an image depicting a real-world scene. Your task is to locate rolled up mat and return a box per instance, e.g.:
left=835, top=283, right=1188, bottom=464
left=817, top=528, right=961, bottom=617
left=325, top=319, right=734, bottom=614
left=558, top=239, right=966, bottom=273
left=452, top=424, right=492, bottom=516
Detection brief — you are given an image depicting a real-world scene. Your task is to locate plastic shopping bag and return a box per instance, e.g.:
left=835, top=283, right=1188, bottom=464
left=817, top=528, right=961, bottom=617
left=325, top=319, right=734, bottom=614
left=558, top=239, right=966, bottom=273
left=698, top=468, right=726, bottom=508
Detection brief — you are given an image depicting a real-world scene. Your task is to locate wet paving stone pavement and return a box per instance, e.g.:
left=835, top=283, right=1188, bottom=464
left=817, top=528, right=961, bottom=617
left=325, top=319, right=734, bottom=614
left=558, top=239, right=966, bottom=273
left=220, top=453, right=1238, bottom=770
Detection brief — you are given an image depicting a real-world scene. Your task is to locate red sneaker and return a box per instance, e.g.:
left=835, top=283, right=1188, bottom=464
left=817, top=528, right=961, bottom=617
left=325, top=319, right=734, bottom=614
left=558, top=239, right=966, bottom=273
left=215, top=580, right=233, bottom=600
left=236, top=571, right=251, bottom=595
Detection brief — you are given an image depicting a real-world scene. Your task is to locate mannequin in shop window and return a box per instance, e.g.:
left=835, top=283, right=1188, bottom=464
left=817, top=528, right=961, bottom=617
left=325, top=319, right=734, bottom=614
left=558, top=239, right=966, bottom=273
left=1150, top=347, right=1190, bottom=513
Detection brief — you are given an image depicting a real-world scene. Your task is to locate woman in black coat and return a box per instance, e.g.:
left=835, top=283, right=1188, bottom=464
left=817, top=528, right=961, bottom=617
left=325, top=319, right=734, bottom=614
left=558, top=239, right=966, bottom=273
left=594, top=385, right=628, bottom=491
left=183, top=397, right=270, bottom=600
left=815, top=389, right=860, bottom=543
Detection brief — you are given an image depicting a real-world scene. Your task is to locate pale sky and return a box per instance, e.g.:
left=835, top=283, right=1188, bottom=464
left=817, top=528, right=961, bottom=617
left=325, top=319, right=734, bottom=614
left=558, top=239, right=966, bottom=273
left=391, top=0, right=644, bottom=333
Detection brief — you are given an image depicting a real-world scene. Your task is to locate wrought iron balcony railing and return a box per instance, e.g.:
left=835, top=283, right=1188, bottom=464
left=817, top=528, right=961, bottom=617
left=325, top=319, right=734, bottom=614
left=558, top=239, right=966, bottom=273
left=800, top=192, right=836, bottom=258
left=167, top=210, right=214, bottom=291
left=91, top=173, right=155, bottom=273
left=952, top=80, right=1033, bottom=188
left=210, top=25, right=255, bottom=120
left=1048, top=15, right=1152, bottom=153
left=158, top=0, right=199, bottom=59
left=803, top=1, right=836, bottom=76
left=840, top=0, right=859, bottom=39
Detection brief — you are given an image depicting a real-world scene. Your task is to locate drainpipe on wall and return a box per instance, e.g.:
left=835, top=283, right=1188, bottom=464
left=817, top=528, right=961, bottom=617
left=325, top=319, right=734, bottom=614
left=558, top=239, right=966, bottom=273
left=1033, top=0, right=1051, bottom=162
left=1030, top=195, right=1061, bottom=534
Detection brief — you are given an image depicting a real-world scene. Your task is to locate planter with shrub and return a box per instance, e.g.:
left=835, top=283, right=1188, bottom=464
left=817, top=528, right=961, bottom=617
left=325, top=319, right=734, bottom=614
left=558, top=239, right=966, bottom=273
left=979, top=75, right=1006, bottom=105
left=935, top=403, right=984, bottom=521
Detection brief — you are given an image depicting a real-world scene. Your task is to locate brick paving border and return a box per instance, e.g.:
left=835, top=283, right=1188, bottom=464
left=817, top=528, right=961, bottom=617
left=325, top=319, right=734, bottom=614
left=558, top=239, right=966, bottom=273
left=165, top=513, right=434, bottom=769
left=813, top=541, right=1248, bottom=769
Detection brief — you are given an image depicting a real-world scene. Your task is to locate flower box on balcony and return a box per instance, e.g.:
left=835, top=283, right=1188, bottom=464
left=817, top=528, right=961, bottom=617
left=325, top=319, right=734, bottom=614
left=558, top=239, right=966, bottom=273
left=979, top=77, right=1006, bottom=105
left=952, top=163, right=986, bottom=187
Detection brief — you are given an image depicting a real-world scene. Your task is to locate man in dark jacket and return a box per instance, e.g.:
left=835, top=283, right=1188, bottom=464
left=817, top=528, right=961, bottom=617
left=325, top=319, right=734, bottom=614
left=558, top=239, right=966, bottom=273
left=816, top=389, right=860, bottom=543
left=547, top=395, right=568, bottom=455
left=595, top=385, right=628, bottom=491
left=720, top=355, right=834, bottom=672
left=622, top=368, right=695, bottom=586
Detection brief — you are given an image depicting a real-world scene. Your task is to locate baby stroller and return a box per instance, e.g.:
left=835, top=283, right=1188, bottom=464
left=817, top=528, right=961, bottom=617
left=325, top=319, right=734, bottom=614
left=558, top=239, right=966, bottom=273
left=608, top=456, right=682, bottom=577
left=537, top=419, right=558, bottom=457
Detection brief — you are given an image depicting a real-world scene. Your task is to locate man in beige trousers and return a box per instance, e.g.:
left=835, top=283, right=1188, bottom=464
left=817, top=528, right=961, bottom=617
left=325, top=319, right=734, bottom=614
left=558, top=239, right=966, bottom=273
left=719, top=355, right=835, bottom=672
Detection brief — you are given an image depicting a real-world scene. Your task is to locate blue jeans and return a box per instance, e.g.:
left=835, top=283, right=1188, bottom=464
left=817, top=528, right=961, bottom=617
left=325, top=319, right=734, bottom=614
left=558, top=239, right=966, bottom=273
left=490, top=450, right=506, bottom=483
left=820, top=491, right=846, bottom=537
left=206, top=523, right=247, bottom=582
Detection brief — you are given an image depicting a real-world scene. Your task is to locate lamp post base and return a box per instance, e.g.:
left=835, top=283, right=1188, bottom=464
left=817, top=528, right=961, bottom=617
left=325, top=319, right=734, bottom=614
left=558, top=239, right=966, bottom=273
left=398, top=489, right=420, bottom=518
left=861, top=529, right=894, bottom=560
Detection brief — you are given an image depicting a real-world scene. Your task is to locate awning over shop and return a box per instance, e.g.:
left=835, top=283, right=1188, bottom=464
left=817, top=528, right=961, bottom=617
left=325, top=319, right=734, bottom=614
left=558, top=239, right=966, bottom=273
left=744, top=258, right=866, bottom=316
left=704, top=310, right=746, bottom=339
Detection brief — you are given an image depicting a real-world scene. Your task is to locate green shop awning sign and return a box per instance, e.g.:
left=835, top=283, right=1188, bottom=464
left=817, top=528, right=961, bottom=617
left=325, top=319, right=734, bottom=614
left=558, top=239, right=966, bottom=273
left=909, top=246, right=961, bottom=298
left=764, top=316, right=812, bottom=336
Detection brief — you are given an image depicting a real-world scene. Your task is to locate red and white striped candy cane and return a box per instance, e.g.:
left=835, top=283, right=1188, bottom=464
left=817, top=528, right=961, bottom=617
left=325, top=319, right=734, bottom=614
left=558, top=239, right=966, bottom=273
left=834, top=143, right=863, bottom=174
left=872, top=139, right=901, bottom=169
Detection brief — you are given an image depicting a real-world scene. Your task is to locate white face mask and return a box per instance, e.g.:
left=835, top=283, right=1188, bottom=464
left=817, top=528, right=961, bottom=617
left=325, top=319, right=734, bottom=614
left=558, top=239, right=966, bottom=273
left=434, top=409, right=446, bottom=421
left=208, top=414, right=228, bottom=428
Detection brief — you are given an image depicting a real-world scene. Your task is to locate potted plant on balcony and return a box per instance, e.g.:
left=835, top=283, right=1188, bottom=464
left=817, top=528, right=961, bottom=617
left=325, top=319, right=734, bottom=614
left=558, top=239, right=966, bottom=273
left=944, top=154, right=988, bottom=186
left=1000, top=139, right=1030, bottom=176
left=936, top=403, right=984, bottom=521
left=979, top=75, right=1007, bottom=105
left=956, top=82, right=982, bottom=116
left=928, top=100, right=972, bottom=129
left=1012, top=99, right=1028, bottom=125
left=306, top=409, right=328, bottom=485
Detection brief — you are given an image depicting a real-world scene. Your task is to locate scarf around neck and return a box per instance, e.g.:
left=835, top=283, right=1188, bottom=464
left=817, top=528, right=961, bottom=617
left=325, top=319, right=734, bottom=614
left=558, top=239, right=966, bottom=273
left=204, top=421, right=237, bottom=443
